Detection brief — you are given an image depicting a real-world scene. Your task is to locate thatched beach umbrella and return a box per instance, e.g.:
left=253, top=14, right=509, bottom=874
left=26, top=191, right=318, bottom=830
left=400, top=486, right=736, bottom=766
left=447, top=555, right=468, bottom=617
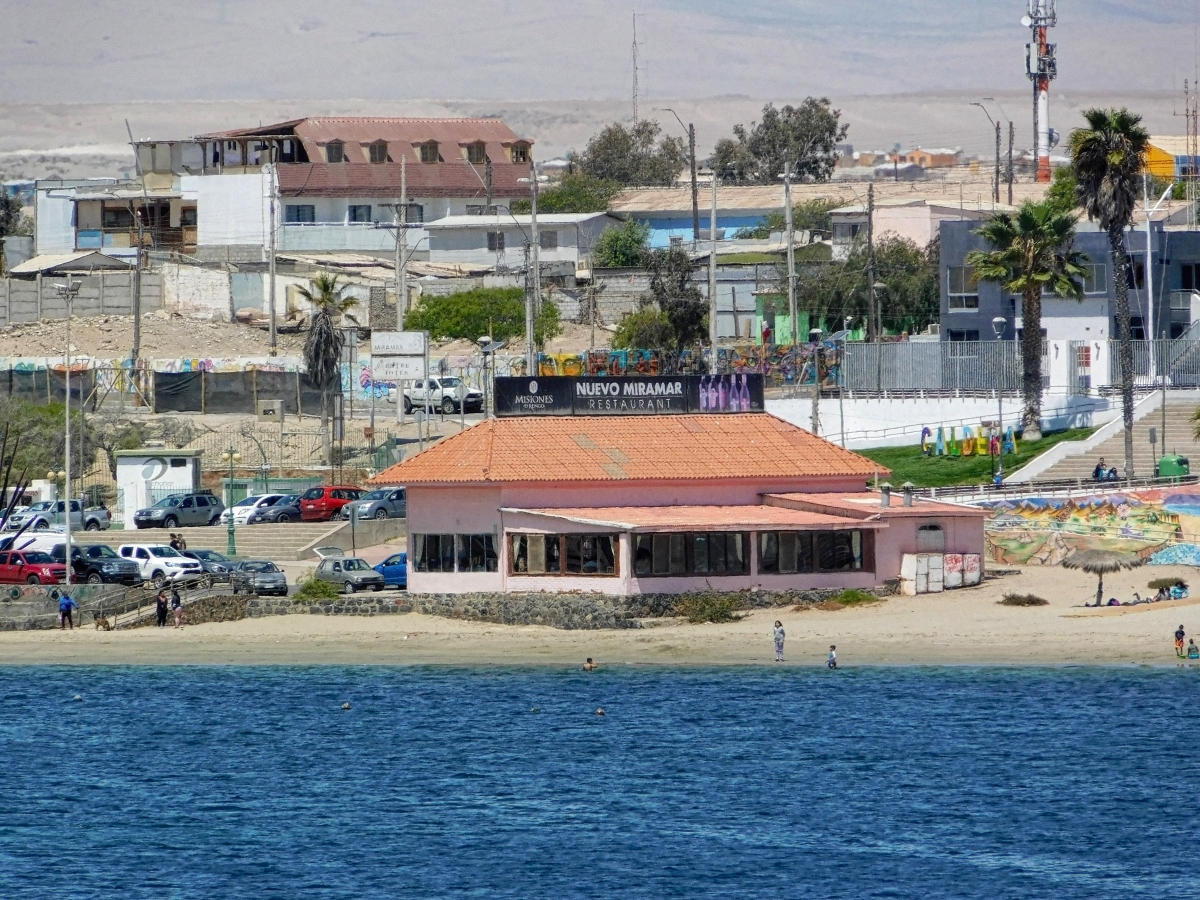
left=1062, top=550, right=1144, bottom=606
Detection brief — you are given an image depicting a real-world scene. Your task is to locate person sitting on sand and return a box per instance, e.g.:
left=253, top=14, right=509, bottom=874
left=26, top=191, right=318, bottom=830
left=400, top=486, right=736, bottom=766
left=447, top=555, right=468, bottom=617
left=1156, top=585, right=1171, bottom=603
left=583, top=658, right=597, bottom=671
left=1176, top=625, right=1187, bottom=658
left=1188, top=639, right=1199, bottom=660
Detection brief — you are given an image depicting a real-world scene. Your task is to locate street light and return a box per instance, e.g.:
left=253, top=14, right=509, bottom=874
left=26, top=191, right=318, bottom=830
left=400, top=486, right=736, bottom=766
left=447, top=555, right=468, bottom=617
left=970, top=101, right=1002, bottom=204
left=992, top=316, right=1007, bottom=484
left=52, top=276, right=79, bottom=585
left=219, top=447, right=241, bottom=556
left=517, top=167, right=549, bottom=377
left=659, top=108, right=700, bottom=242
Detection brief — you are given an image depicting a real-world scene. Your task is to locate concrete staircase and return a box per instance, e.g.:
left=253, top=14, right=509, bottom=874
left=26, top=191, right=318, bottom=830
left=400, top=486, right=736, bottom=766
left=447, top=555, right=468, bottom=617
left=80, top=523, right=341, bottom=561
left=1026, top=397, right=1199, bottom=483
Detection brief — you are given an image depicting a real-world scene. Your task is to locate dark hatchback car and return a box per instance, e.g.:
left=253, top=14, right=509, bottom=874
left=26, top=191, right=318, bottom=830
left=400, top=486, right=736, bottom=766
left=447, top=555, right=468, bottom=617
left=247, top=494, right=303, bottom=524
left=229, top=560, right=289, bottom=596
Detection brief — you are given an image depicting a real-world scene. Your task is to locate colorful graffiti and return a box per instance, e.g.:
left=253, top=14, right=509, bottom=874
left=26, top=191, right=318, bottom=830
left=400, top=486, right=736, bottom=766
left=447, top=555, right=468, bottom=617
left=921, top=425, right=1016, bottom=458
left=980, top=487, right=1200, bottom=566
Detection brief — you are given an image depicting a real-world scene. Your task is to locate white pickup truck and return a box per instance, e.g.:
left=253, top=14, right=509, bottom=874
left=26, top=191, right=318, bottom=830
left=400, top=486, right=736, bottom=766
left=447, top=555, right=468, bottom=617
left=117, top=544, right=203, bottom=587
left=2, top=500, right=111, bottom=533
left=401, top=377, right=484, bottom=415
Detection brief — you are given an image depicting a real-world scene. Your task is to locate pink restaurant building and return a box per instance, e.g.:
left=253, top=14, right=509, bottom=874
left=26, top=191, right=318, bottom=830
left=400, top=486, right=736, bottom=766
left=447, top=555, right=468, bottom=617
left=371, top=413, right=985, bottom=595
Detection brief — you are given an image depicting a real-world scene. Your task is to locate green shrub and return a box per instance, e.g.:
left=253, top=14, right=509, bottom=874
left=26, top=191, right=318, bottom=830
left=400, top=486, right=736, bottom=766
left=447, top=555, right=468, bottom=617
left=294, top=570, right=339, bottom=603
left=404, top=287, right=560, bottom=345
left=593, top=219, right=649, bottom=268
left=612, top=307, right=674, bottom=349
left=673, top=592, right=744, bottom=623
left=827, top=589, right=879, bottom=607
left=999, top=593, right=1049, bottom=607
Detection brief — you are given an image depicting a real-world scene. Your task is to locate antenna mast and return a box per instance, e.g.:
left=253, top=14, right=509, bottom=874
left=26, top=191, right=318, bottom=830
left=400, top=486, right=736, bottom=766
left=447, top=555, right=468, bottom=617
left=631, top=12, right=640, bottom=123
left=1024, top=0, right=1057, bottom=183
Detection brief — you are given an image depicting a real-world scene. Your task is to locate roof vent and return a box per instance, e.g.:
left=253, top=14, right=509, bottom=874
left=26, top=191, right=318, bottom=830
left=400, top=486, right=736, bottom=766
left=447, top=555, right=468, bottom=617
left=880, top=482, right=892, bottom=508
left=902, top=482, right=915, bottom=507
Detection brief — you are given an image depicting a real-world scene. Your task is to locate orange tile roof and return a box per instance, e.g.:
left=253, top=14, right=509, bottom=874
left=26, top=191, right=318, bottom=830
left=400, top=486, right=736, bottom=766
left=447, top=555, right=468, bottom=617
left=371, top=414, right=887, bottom=485
left=765, top=492, right=986, bottom=519
left=504, top=505, right=886, bottom=531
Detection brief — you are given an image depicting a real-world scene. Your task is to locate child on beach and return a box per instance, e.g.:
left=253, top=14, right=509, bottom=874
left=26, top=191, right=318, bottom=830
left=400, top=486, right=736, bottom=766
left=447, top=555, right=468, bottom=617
left=773, top=621, right=785, bottom=662
left=172, top=589, right=184, bottom=628
left=1176, top=625, right=1187, bottom=658
left=1188, top=639, right=1199, bottom=660
left=827, top=645, right=837, bottom=669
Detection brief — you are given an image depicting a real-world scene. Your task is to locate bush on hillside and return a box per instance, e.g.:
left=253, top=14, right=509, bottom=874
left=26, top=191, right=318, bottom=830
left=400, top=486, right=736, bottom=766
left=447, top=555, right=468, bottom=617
left=404, top=287, right=560, bottom=345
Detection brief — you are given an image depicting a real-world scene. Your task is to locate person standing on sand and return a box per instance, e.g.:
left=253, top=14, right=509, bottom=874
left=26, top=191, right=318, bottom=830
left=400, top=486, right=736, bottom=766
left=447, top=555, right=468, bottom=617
left=58, top=592, right=78, bottom=630
left=827, top=645, right=837, bottom=669
left=1175, top=625, right=1186, bottom=658
left=172, top=588, right=184, bottom=628
left=773, top=621, right=785, bottom=662
left=155, top=591, right=169, bottom=628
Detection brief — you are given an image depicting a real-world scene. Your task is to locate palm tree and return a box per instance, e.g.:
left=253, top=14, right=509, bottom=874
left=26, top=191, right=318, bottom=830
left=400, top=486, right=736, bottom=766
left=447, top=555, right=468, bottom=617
left=967, top=200, right=1088, bottom=440
left=299, top=273, right=358, bottom=465
left=1069, top=108, right=1150, bottom=479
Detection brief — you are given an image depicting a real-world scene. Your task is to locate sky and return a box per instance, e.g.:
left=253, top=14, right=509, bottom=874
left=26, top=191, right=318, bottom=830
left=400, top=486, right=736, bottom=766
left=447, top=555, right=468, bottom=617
left=1, top=0, right=1196, bottom=104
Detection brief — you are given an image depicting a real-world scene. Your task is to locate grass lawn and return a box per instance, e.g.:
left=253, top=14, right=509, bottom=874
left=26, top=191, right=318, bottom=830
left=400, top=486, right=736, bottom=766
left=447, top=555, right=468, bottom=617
left=857, top=427, right=1094, bottom=488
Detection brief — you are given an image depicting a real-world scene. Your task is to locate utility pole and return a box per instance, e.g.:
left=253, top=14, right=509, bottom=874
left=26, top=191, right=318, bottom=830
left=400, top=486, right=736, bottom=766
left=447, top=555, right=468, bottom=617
left=781, top=164, right=798, bottom=345
left=994, top=120, right=1002, bottom=204
left=395, top=157, right=408, bottom=427
left=1025, top=0, right=1058, bottom=183
left=631, top=12, right=639, bottom=123
left=688, top=124, right=699, bottom=241
left=708, top=173, right=718, bottom=348
left=526, top=158, right=540, bottom=375
left=54, top=277, right=80, bottom=586
left=267, top=143, right=278, bottom=356
left=866, top=183, right=880, bottom=390
left=124, top=120, right=148, bottom=363
left=1008, top=121, right=1015, bottom=205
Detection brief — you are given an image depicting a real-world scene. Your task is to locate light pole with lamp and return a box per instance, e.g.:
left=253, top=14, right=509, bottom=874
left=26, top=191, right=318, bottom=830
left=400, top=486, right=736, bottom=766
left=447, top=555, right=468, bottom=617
left=992, top=316, right=1007, bottom=483
left=970, top=101, right=1002, bottom=204
left=219, top=447, right=241, bottom=557
left=659, top=108, right=700, bottom=241
left=52, top=276, right=80, bottom=585
left=517, top=165, right=548, bottom=376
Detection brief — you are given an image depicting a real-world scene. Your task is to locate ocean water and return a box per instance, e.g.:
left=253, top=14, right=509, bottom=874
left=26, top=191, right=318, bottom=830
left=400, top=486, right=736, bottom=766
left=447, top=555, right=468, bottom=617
left=1, top=667, right=1198, bottom=899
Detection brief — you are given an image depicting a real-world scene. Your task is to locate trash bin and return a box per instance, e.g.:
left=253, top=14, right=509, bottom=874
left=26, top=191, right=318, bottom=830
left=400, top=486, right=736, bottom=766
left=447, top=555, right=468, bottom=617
left=1156, top=455, right=1190, bottom=478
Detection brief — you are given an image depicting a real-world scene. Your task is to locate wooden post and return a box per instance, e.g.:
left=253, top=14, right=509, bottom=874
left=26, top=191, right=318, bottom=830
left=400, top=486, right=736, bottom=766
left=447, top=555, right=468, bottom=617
left=296, top=371, right=302, bottom=418
left=252, top=367, right=259, bottom=412
left=200, top=368, right=206, bottom=414
left=99, top=272, right=106, bottom=313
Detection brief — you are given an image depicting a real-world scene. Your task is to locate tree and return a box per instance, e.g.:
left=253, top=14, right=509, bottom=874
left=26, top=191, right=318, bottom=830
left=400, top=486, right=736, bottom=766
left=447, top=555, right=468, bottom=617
left=510, top=173, right=621, bottom=215
left=0, top=398, right=97, bottom=484
left=1069, top=107, right=1150, bottom=479
left=0, top=193, right=31, bottom=277
left=646, top=246, right=707, bottom=348
left=966, top=201, right=1088, bottom=440
left=612, top=307, right=675, bottom=349
left=404, top=287, right=560, bottom=345
left=593, top=219, right=649, bottom=268
left=711, top=99, right=849, bottom=185
left=1044, top=166, right=1078, bottom=216
left=576, top=120, right=686, bottom=187
left=299, top=273, right=358, bottom=466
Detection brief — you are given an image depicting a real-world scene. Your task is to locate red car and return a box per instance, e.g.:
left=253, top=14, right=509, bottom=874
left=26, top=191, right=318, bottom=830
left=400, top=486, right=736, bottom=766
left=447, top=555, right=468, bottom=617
left=299, top=485, right=365, bottom=522
left=0, top=550, right=68, bottom=584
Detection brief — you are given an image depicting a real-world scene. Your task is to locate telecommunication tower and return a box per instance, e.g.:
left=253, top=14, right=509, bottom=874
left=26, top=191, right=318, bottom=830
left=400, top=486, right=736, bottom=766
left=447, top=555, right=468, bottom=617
left=1024, top=1, right=1058, bottom=183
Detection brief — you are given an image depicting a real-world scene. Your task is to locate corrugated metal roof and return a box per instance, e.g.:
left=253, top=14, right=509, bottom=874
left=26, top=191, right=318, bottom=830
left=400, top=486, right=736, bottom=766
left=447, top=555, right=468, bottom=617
left=9, top=252, right=133, bottom=275
left=426, top=213, right=617, bottom=229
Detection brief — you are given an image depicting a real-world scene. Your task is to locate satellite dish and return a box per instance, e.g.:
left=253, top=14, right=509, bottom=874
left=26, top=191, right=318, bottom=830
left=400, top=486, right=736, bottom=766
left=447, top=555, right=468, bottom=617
left=1021, top=14, right=1033, bottom=26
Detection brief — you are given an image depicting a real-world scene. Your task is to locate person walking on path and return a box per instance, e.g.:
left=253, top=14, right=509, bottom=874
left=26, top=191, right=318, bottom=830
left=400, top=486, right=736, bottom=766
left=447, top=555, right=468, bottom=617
left=58, top=592, right=78, bottom=630
left=773, top=621, right=785, bottom=662
left=1175, top=625, right=1187, bottom=658
left=172, top=588, right=184, bottom=628
left=155, top=591, right=169, bottom=627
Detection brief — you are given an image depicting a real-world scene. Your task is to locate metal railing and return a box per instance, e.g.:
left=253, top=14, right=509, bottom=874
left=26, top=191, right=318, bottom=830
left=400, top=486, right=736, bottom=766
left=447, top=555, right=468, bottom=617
left=841, top=340, right=1020, bottom=393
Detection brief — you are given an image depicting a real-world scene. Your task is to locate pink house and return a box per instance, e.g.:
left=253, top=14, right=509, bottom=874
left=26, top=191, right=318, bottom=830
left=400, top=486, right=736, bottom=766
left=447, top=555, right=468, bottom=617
left=371, top=413, right=985, bottom=595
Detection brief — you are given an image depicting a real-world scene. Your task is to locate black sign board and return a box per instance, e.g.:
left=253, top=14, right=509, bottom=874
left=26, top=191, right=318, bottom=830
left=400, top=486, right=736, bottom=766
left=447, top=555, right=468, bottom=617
left=495, top=375, right=764, bottom=416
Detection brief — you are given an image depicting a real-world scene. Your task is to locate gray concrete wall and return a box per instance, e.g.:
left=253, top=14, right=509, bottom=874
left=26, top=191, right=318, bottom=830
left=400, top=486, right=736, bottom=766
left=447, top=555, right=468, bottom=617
left=0, top=272, right=163, bottom=326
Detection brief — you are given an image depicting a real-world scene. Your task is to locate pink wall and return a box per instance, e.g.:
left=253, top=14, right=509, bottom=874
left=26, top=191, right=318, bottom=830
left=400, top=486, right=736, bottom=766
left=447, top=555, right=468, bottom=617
left=872, top=515, right=986, bottom=582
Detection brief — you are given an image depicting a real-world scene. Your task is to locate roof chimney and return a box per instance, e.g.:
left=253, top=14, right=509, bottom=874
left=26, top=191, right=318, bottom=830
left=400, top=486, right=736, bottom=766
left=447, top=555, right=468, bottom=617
left=902, top=481, right=915, bottom=507
left=880, top=482, right=892, bottom=508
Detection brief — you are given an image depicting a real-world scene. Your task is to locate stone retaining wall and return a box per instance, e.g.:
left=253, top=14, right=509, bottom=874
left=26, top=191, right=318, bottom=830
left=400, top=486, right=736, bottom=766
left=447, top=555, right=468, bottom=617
left=246, top=584, right=897, bottom=630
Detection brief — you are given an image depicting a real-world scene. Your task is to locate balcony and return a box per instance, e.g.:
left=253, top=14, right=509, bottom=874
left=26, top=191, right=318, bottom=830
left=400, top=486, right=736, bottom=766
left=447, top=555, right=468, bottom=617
left=279, top=223, right=427, bottom=253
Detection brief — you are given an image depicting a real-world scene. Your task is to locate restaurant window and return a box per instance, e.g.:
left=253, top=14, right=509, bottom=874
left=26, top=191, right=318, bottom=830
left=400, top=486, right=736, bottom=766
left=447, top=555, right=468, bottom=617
left=369, top=141, right=389, bottom=164
left=633, top=532, right=749, bottom=577
left=947, top=265, right=979, bottom=311
left=487, top=231, right=505, bottom=252
left=758, top=530, right=870, bottom=574
left=510, top=534, right=615, bottom=576
left=326, top=141, right=345, bottom=163
left=411, top=534, right=455, bottom=573
left=349, top=204, right=372, bottom=223
left=456, top=534, right=498, bottom=573
left=466, top=141, right=487, bottom=164
left=420, top=141, right=440, bottom=164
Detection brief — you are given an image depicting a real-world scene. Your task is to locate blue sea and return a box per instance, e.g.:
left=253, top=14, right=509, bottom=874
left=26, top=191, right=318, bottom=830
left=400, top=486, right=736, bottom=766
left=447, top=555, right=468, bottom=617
left=2, top=666, right=1198, bottom=899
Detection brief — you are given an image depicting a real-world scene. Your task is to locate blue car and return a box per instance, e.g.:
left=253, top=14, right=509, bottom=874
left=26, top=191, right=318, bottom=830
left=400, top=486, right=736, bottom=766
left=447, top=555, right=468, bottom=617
left=374, top=552, right=407, bottom=589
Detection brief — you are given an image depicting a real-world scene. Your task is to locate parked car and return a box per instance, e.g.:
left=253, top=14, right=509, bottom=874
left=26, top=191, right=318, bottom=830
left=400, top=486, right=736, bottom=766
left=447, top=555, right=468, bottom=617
left=402, top=377, right=483, bottom=415
left=182, top=549, right=234, bottom=586
left=299, top=485, right=365, bottom=522
left=229, top=560, right=289, bottom=596
left=374, top=552, right=407, bottom=589
left=222, top=494, right=285, bottom=526
left=247, top=494, right=303, bottom=524
left=57, top=542, right=143, bottom=585
left=313, top=556, right=385, bottom=593
left=0, top=549, right=68, bottom=584
left=339, top=488, right=406, bottom=521
left=132, top=491, right=224, bottom=529
left=2, top=499, right=109, bottom=532
left=117, top=544, right=204, bottom=587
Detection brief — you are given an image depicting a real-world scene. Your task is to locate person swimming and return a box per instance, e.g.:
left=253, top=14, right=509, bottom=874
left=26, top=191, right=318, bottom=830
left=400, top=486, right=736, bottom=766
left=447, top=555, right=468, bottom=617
left=583, top=658, right=598, bottom=671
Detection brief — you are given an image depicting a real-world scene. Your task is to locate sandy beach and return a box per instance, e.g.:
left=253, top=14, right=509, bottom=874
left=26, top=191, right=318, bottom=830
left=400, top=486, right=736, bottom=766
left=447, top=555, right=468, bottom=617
left=3, top=564, right=1199, bottom=667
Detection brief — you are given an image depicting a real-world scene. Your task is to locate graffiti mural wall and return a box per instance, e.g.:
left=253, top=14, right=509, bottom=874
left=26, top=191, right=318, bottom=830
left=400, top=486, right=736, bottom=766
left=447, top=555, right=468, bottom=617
left=981, top=487, right=1200, bottom=566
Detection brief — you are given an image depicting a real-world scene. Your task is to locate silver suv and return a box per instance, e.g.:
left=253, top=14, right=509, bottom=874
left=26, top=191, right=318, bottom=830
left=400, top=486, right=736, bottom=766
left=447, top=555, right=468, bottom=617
left=133, top=492, right=225, bottom=529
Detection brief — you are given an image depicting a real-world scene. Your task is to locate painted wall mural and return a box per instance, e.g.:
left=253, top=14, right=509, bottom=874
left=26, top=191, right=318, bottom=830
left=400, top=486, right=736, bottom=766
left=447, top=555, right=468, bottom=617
left=981, top=487, right=1200, bottom=566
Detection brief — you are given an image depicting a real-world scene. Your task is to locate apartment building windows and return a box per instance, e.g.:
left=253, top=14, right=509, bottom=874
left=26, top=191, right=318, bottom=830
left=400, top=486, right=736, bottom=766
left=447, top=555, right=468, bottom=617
left=487, top=232, right=505, bottom=252
left=285, top=205, right=316, bottom=224
left=420, top=141, right=440, bottom=164
left=326, top=141, right=345, bottom=163
left=369, top=141, right=389, bottom=164
left=947, top=265, right=979, bottom=311
left=348, top=205, right=372, bottom=223
left=539, top=231, right=558, bottom=251
left=466, top=141, right=487, bottom=165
